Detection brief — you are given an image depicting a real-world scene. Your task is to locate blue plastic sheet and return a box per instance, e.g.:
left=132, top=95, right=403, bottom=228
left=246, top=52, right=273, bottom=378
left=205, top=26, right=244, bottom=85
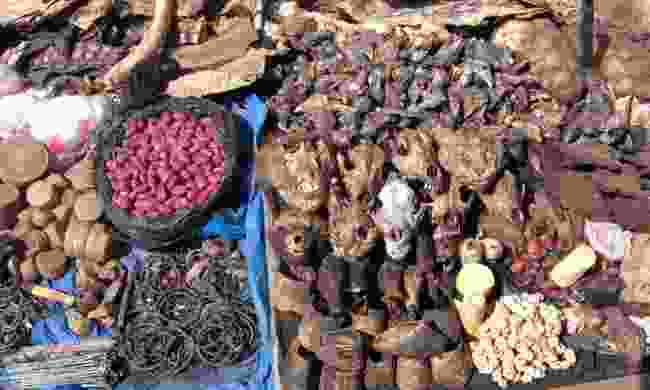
left=27, top=270, right=113, bottom=390
left=16, top=90, right=273, bottom=390
left=199, top=90, right=274, bottom=390
left=117, top=89, right=273, bottom=390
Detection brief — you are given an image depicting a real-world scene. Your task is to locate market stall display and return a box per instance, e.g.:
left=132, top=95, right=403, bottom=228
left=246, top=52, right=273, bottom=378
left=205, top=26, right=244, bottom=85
left=256, top=1, right=650, bottom=389
left=1, top=0, right=650, bottom=388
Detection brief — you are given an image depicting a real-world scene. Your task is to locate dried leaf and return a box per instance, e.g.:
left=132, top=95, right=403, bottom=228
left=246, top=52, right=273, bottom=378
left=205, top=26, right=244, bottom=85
left=0, top=0, right=42, bottom=18
left=145, top=17, right=209, bottom=45
left=168, top=48, right=266, bottom=96
left=130, top=0, right=200, bottom=18
left=73, top=0, right=112, bottom=31
left=174, top=19, right=256, bottom=70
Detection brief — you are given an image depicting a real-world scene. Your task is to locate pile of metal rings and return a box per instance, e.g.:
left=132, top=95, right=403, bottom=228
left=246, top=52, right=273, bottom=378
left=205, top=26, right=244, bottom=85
left=119, top=239, right=257, bottom=377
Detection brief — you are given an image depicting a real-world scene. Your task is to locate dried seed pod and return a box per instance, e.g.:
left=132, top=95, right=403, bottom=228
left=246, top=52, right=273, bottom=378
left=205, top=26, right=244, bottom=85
left=64, top=218, right=91, bottom=259
left=61, top=188, right=79, bottom=206
left=52, top=202, right=73, bottom=225
left=85, top=223, right=112, bottom=264
left=31, top=208, right=55, bottom=228
left=76, top=158, right=96, bottom=171
left=36, top=249, right=67, bottom=280
left=74, top=191, right=102, bottom=222
left=65, top=163, right=96, bottom=192
left=13, top=219, right=34, bottom=238
left=23, top=230, right=50, bottom=257
left=18, top=256, right=38, bottom=283
left=16, top=208, right=33, bottom=222
left=0, top=142, right=49, bottom=187
left=26, top=180, right=60, bottom=209
left=44, top=220, right=66, bottom=248
left=45, top=174, right=70, bottom=189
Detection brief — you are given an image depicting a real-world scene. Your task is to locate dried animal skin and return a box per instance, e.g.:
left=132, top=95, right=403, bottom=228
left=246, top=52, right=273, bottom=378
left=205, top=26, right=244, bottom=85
left=393, top=129, right=437, bottom=179
left=622, top=233, right=650, bottom=304
left=494, top=18, right=578, bottom=102
left=273, top=209, right=324, bottom=258
left=329, top=201, right=378, bottom=258
left=104, top=0, right=175, bottom=84
left=338, top=144, right=384, bottom=201
left=260, top=141, right=328, bottom=212
left=600, top=30, right=650, bottom=100
left=562, top=304, right=604, bottom=335
left=431, top=343, right=473, bottom=385
left=430, top=128, right=514, bottom=222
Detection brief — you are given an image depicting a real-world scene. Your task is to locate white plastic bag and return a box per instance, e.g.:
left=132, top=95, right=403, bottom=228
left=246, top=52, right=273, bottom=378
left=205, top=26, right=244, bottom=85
left=0, top=89, right=114, bottom=171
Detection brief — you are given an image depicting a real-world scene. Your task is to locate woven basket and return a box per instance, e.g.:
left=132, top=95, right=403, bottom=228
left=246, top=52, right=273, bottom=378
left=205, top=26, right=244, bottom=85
left=95, top=96, right=239, bottom=249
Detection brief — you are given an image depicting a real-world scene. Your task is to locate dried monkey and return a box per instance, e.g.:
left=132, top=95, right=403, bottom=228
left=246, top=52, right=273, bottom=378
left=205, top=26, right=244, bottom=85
left=391, top=129, right=449, bottom=197
left=262, top=141, right=331, bottom=212
left=337, top=144, right=385, bottom=202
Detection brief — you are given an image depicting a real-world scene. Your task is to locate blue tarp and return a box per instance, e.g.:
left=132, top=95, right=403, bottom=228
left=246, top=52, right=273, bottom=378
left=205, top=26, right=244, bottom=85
left=18, top=91, right=274, bottom=390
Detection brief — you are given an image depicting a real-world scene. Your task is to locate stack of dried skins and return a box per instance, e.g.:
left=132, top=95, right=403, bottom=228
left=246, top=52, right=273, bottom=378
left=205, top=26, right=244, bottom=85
left=259, top=8, right=650, bottom=390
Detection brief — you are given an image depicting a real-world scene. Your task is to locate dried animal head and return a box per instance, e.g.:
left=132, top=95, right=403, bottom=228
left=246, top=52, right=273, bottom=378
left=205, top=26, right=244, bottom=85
left=262, top=141, right=329, bottom=212
left=392, top=128, right=437, bottom=178
left=427, top=128, right=514, bottom=222
left=270, top=208, right=325, bottom=263
left=375, top=176, right=424, bottom=260
left=337, top=144, right=384, bottom=201
left=329, top=200, right=378, bottom=258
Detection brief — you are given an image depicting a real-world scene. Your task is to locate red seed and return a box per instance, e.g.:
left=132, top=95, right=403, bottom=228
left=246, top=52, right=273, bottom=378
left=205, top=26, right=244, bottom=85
left=156, top=189, right=168, bottom=202
left=206, top=175, right=220, bottom=184
left=105, top=160, right=117, bottom=171
left=178, top=171, right=191, bottom=181
left=206, top=182, right=220, bottom=193
left=195, top=176, right=208, bottom=188
left=195, top=155, right=210, bottom=165
left=160, top=111, right=172, bottom=124
left=197, top=190, right=210, bottom=203
left=171, top=186, right=187, bottom=196
left=127, top=119, right=138, bottom=132
left=527, top=239, right=545, bottom=259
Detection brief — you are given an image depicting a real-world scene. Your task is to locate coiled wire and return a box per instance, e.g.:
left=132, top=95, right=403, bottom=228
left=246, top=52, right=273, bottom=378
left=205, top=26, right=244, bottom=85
left=119, top=241, right=256, bottom=376
left=134, top=252, right=185, bottom=308
left=0, top=303, right=29, bottom=355
left=196, top=302, right=257, bottom=367
left=120, top=311, right=195, bottom=377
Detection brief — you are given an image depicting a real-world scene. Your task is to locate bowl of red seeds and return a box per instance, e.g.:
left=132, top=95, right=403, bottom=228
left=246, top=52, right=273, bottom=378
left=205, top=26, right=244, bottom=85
left=95, top=96, right=238, bottom=248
